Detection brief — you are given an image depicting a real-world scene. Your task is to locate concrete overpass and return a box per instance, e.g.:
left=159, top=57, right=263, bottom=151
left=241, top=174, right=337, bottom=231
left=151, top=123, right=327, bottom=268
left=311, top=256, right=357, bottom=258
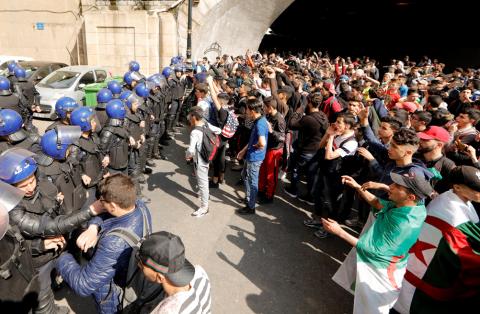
left=0, top=0, right=294, bottom=75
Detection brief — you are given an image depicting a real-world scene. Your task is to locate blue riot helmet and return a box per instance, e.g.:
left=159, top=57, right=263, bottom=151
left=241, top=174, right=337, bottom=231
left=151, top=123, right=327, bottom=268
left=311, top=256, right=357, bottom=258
left=134, top=82, right=150, bottom=98
left=0, top=181, right=24, bottom=239
left=129, top=61, right=140, bottom=72
left=119, top=90, right=133, bottom=109
left=40, top=125, right=82, bottom=160
left=0, top=148, right=37, bottom=184
left=97, top=88, right=113, bottom=104
left=0, top=109, right=24, bottom=141
left=162, top=67, right=172, bottom=78
left=123, top=71, right=134, bottom=85
left=70, top=107, right=96, bottom=132
left=55, top=97, right=78, bottom=120
left=7, top=61, right=17, bottom=74
left=13, top=67, right=26, bottom=80
left=125, top=93, right=143, bottom=110
left=170, top=56, right=180, bottom=66
left=119, top=90, right=132, bottom=101
left=174, top=65, right=184, bottom=73
left=0, top=76, right=12, bottom=96
left=107, top=80, right=122, bottom=96
left=106, top=99, right=126, bottom=119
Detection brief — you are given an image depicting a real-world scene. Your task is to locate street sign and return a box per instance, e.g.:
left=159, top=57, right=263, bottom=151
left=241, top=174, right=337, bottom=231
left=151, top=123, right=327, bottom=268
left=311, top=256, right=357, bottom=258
left=35, top=23, right=45, bottom=30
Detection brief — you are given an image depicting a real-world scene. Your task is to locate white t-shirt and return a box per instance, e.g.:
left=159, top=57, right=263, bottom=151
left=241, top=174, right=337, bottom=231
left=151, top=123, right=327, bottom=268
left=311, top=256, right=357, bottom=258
left=152, top=265, right=211, bottom=314
left=333, top=133, right=358, bottom=157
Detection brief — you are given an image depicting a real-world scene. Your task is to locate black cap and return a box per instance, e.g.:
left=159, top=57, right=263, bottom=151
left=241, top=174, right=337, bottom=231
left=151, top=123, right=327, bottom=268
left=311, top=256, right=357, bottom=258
left=449, top=166, right=480, bottom=192
left=390, top=172, right=433, bottom=199
left=138, top=231, right=195, bottom=287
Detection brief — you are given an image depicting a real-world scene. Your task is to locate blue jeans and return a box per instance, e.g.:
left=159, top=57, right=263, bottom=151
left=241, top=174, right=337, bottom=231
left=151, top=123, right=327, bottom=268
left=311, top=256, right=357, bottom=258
left=243, top=160, right=263, bottom=209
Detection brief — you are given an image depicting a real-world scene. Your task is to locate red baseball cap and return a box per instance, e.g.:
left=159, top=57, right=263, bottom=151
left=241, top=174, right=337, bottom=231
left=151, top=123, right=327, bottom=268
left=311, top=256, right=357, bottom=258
left=395, top=101, right=417, bottom=113
left=324, top=82, right=336, bottom=95
left=417, top=126, right=451, bottom=143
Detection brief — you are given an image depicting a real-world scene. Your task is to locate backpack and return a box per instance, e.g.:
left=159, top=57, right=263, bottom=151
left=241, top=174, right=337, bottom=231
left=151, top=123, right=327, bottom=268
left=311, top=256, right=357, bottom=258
left=221, top=110, right=239, bottom=138
left=194, top=124, right=220, bottom=162
left=108, top=206, right=162, bottom=314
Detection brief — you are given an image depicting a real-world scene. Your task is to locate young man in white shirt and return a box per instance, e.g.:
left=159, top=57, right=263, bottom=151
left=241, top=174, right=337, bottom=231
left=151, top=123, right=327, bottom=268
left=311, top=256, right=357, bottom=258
left=138, top=231, right=212, bottom=314
left=185, top=106, right=221, bottom=217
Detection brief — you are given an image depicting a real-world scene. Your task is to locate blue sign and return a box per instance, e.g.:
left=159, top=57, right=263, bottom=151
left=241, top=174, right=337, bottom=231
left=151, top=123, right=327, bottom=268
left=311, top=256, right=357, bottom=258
left=36, top=23, right=44, bottom=30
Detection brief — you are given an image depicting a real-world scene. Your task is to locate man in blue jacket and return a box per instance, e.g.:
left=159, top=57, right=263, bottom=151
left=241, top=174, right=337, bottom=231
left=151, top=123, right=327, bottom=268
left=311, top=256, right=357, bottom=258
left=56, top=174, right=152, bottom=314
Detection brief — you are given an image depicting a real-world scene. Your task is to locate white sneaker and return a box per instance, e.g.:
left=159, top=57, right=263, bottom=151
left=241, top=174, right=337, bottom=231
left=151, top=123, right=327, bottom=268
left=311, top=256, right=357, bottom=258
left=192, top=207, right=209, bottom=217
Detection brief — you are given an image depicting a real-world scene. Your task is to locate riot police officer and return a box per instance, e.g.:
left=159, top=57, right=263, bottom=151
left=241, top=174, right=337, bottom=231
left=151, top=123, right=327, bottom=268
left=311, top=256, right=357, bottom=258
left=100, top=99, right=130, bottom=175
left=95, top=88, right=113, bottom=130
left=107, top=80, right=122, bottom=98
left=168, top=65, right=187, bottom=131
left=45, top=97, right=80, bottom=132
left=12, top=67, right=40, bottom=132
left=134, top=82, right=155, bottom=173
left=69, top=107, right=105, bottom=207
left=123, top=70, right=144, bottom=91
left=37, top=126, right=87, bottom=214
left=0, top=109, right=41, bottom=154
left=5, top=61, right=18, bottom=86
left=129, top=60, right=140, bottom=72
left=146, top=74, right=169, bottom=160
left=0, top=76, right=22, bottom=116
left=0, top=180, right=38, bottom=313
left=0, top=148, right=105, bottom=314
left=124, top=93, right=145, bottom=182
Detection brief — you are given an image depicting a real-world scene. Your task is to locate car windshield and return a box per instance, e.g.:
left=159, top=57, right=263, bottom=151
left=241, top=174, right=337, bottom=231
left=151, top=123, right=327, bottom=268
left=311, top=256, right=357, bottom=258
left=37, top=70, right=80, bottom=89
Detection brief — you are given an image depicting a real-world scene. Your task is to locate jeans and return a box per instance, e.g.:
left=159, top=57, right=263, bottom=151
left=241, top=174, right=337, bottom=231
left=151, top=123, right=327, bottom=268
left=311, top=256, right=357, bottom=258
left=288, top=151, right=318, bottom=195
left=243, top=160, right=263, bottom=209
left=195, top=162, right=209, bottom=208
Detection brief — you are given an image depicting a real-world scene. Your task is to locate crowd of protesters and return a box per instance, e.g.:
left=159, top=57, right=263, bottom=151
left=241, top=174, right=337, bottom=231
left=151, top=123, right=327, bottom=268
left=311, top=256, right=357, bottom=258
left=184, top=51, right=480, bottom=313
left=1, top=48, right=480, bottom=314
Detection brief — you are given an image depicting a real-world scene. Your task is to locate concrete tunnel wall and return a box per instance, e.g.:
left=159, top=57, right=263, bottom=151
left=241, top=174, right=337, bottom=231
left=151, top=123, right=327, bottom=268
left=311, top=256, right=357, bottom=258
left=177, top=0, right=295, bottom=60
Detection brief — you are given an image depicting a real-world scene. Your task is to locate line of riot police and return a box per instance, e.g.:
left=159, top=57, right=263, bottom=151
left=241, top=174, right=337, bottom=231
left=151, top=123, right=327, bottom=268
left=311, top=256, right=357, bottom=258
left=0, top=58, right=193, bottom=313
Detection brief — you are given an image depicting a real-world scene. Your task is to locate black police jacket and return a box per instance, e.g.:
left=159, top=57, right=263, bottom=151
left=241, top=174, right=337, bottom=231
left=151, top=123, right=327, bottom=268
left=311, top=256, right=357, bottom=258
left=0, top=226, right=40, bottom=312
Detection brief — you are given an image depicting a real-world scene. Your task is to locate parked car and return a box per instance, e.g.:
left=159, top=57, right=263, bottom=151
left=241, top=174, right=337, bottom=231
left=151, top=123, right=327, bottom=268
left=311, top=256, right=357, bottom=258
left=0, top=55, right=34, bottom=70
left=34, top=65, right=111, bottom=119
left=0, top=61, right=68, bottom=85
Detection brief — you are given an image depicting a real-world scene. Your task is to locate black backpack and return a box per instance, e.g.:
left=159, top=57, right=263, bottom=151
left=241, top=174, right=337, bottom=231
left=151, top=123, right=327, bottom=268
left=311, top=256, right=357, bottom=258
left=194, top=124, right=220, bottom=162
left=108, top=206, right=164, bottom=314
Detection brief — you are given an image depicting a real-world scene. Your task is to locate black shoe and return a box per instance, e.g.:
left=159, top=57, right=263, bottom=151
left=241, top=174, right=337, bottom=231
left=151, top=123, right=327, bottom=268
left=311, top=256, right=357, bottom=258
left=209, top=181, right=219, bottom=188
left=298, top=194, right=315, bottom=206
left=283, top=187, right=298, bottom=198
left=143, top=167, right=153, bottom=175
left=258, top=196, right=274, bottom=204
left=236, top=206, right=255, bottom=215
left=146, top=160, right=156, bottom=167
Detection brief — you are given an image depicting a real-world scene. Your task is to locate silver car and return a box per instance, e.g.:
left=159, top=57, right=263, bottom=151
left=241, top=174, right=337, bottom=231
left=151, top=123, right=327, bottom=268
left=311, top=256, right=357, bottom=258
left=34, top=65, right=110, bottom=119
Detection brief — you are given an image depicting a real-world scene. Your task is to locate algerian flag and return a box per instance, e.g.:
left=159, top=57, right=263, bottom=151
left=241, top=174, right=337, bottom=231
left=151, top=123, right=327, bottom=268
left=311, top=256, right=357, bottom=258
left=333, top=199, right=427, bottom=314
left=394, top=190, right=480, bottom=314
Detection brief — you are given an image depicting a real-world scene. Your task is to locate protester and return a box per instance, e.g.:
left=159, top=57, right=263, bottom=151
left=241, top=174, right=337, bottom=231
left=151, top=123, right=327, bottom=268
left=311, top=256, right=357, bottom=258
left=236, top=98, right=268, bottom=215
left=395, top=166, right=480, bottom=313
left=137, top=231, right=212, bottom=314
left=323, top=172, right=432, bottom=313
left=56, top=174, right=152, bottom=314
left=185, top=106, right=221, bottom=217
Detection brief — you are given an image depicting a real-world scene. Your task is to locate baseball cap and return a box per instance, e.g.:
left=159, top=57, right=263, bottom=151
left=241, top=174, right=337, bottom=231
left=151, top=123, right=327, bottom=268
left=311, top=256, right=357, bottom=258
left=390, top=172, right=434, bottom=199
left=138, top=231, right=195, bottom=287
left=417, top=126, right=451, bottom=143
left=395, top=101, right=417, bottom=113
left=448, top=166, right=480, bottom=192
left=323, top=82, right=336, bottom=95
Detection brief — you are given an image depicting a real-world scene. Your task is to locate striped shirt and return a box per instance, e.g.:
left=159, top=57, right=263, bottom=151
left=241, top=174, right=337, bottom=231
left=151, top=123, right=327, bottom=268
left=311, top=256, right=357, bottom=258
left=152, top=265, right=211, bottom=314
